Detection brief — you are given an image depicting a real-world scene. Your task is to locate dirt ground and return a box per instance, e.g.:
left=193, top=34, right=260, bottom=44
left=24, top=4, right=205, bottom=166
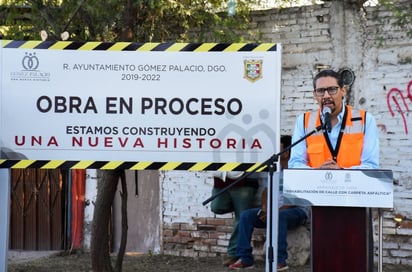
left=7, top=252, right=266, bottom=272
left=6, top=251, right=412, bottom=272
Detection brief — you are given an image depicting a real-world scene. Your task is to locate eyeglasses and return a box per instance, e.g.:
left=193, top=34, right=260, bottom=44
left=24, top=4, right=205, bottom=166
left=314, top=86, right=340, bottom=96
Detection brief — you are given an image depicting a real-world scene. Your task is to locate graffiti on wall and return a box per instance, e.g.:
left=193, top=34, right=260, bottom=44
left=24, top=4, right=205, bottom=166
left=386, top=81, right=412, bottom=134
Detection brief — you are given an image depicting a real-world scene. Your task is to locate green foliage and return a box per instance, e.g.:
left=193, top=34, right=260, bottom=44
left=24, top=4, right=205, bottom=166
left=0, top=0, right=261, bottom=43
left=379, top=0, right=412, bottom=37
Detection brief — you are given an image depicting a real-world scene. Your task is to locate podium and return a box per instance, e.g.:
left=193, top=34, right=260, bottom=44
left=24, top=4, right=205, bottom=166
left=311, top=206, right=372, bottom=271
left=283, top=169, right=393, bottom=272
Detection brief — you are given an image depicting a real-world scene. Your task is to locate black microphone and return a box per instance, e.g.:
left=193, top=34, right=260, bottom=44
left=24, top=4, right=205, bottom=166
left=323, top=106, right=332, bottom=133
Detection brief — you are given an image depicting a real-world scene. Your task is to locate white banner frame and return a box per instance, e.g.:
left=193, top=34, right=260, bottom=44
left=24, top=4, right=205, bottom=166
left=0, top=41, right=281, bottom=167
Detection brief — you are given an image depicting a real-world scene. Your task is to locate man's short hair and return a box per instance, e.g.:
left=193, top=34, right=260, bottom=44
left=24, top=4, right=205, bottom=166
left=313, top=69, right=344, bottom=89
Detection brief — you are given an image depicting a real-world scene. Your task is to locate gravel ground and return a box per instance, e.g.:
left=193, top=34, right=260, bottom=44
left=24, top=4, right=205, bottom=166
left=6, top=251, right=412, bottom=272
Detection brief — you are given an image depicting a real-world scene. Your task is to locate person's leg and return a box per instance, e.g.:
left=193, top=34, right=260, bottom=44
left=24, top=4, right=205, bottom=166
left=211, top=187, right=237, bottom=264
left=210, top=187, right=233, bottom=214
left=277, top=207, right=307, bottom=266
left=226, top=186, right=257, bottom=257
left=235, top=207, right=266, bottom=265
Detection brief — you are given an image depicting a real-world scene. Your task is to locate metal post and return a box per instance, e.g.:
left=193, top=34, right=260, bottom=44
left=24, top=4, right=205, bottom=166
left=378, top=208, right=383, bottom=272
left=0, top=169, right=11, bottom=272
left=266, top=171, right=279, bottom=272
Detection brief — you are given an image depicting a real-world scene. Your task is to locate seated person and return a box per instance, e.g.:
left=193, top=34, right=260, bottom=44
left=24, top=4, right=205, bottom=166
left=210, top=171, right=258, bottom=266
left=229, top=135, right=309, bottom=271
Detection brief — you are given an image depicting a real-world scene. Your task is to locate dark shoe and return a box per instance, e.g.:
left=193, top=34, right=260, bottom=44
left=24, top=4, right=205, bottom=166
left=277, top=263, right=289, bottom=271
left=223, top=257, right=238, bottom=266
left=228, top=259, right=254, bottom=270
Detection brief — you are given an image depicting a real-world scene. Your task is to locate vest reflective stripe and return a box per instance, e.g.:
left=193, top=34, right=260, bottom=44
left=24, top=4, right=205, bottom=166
left=304, top=106, right=366, bottom=168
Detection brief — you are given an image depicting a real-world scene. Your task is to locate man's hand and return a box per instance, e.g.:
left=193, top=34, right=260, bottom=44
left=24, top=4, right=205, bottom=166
left=319, top=159, right=341, bottom=169
left=257, top=209, right=267, bottom=223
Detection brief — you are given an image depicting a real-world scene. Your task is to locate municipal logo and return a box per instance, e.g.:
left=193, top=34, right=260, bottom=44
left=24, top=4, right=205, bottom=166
left=244, top=59, right=263, bottom=83
left=10, top=51, right=51, bottom=82
left=325, top=171, right=333, bottom=180
left=321, top=171, right=337, bottom=184
left=22, top=52, right=40, bottom=70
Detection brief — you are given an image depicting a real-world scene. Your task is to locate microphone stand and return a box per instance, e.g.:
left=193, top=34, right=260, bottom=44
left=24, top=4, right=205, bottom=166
left=202, top=124, right=324, bottom=272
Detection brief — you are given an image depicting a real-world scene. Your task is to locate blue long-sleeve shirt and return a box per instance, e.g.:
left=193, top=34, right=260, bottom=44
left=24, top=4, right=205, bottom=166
left=289, top=106, right=380, bottom=169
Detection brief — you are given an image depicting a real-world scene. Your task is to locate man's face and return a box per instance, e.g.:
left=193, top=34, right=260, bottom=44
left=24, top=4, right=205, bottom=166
left=313, top=76, right=347, bottom=116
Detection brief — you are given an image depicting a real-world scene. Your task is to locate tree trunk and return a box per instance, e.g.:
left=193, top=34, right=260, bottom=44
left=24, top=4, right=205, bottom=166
left=115, top=170, right=128, bottom=272
left=120, top=0, right=138, bottom=41
left=91, top=170, right=121, bottom=272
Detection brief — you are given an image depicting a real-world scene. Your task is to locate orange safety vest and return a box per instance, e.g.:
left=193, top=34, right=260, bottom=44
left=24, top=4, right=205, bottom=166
left=304, top=106, right=366, bottom=168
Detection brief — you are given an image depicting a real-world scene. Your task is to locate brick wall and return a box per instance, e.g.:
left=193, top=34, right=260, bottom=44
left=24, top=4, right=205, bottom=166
left=161, top=0, right=412, bottom=265
left=163, top=218, right=266, bottom=258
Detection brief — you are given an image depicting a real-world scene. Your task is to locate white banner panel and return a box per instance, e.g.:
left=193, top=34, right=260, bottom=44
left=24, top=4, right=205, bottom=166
left=283, top=169, right=393, bottom=208
left=0, top=42, right=281, bottom=164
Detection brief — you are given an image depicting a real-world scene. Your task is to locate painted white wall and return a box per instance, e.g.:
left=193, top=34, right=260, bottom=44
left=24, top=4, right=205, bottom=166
left=161, top=171, right=217, bottom=224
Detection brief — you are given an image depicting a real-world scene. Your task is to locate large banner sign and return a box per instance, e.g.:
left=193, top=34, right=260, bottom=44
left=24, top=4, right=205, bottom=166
left=0, top=41, right=281, bottom=169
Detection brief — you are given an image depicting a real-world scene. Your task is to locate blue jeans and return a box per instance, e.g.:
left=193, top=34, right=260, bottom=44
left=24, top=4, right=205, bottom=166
left=211, top=186, right=257, bottom=257
left=236, top=207, right=307, bottom=266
